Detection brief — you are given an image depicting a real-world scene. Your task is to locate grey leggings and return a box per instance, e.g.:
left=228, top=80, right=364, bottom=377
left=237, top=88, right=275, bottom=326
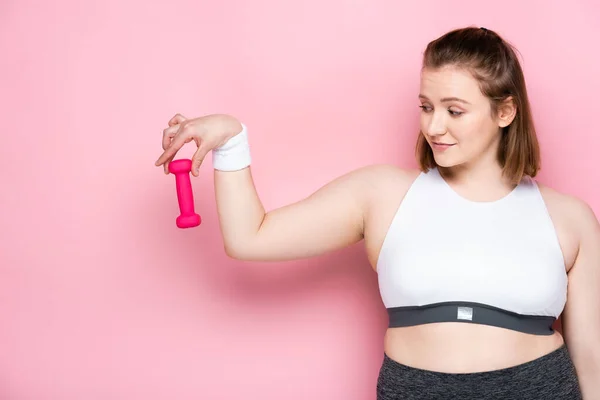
left=376, top=344, right=582, bottom=399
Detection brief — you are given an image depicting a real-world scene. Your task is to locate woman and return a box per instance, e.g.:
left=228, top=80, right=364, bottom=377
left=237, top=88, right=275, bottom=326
left=155, top=27, right=599, bottom=399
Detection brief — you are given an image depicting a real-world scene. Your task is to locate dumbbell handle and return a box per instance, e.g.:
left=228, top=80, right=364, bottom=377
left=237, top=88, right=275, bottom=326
left=168, top=159, right=201, bottom=228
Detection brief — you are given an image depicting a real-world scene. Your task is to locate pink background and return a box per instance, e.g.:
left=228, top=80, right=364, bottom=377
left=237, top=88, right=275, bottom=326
left=1, top=0, right=599, bottom=399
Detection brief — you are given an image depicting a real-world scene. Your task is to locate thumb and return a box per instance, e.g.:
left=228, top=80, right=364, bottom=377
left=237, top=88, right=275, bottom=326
left=191, top=144, right=211, bottom=176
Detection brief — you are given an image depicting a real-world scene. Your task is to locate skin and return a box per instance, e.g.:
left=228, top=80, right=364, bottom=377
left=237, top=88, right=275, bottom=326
left=155, top=66, right=600, bottom=396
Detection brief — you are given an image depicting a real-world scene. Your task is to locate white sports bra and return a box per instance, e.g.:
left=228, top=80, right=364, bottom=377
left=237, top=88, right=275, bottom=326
left=376, top=167, right=567, bottom=335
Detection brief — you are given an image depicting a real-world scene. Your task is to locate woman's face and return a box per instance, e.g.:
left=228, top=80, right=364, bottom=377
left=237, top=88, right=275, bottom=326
left=418, top=66, right=514, bottom=170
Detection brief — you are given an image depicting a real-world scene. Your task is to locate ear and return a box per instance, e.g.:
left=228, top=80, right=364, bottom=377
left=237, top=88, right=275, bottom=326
left=497, top=96, right=517, bottom=128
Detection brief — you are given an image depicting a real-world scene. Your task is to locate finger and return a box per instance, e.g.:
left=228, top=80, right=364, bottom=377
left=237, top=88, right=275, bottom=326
left=155, top=127, right=189, bottom=166
left=169, top=114, right=187, bottom=127
left=163, top=155, right=175, bottom=174
left=160, top=125, right=180, bottom=173
left=191, top=144, right=211, bottom=176
left=162, top=124, right=180, bottom=150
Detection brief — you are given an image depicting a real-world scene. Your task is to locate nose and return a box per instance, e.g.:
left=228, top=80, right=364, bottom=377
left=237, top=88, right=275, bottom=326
left=425, top=112, right=447, bottom=137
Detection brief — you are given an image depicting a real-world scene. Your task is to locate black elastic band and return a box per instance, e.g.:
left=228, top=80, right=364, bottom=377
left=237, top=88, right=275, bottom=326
left=387, top=301, right=555, bottom=335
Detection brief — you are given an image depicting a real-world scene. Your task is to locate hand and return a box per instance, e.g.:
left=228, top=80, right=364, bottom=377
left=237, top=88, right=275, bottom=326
left=155, top=113, right=242, bottom=176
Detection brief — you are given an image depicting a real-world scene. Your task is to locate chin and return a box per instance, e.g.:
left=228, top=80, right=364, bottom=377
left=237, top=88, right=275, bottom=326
left=432, top=154, right=461, bottom=168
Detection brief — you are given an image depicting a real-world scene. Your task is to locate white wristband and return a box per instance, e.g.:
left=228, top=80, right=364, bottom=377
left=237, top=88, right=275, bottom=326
left=212, top=123, right=251, bottom=171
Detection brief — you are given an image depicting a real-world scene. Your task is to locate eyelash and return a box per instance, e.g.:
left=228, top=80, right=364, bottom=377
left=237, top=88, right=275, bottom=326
left=419, top=105, right=463, bottom=117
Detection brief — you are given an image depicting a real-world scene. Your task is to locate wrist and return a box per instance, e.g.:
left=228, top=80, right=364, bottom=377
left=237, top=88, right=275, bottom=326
left=217, top=114, right=243, bottom=138
left=212, top=122, right=251, bottom=171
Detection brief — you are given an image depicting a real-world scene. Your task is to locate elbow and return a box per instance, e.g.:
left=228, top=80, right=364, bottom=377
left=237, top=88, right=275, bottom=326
left=224, top=243, right=243, bottom=259
left=223, top=241, right=252, bottom=260
left=571, top=343, right=600, bottom=377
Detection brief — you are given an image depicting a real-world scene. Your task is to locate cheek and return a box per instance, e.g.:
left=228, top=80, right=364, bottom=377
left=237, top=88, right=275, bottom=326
left=452, top=115, right=490, bottom=144
left=419, top=113, right=429, bottom=133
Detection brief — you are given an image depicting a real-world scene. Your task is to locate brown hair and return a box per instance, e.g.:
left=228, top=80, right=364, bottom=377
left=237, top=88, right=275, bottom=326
left=415, top=26, right=540, bottom=184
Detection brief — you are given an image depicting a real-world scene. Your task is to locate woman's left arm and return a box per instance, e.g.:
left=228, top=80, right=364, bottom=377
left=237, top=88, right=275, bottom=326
left=562, top=201, right=600, bottom=399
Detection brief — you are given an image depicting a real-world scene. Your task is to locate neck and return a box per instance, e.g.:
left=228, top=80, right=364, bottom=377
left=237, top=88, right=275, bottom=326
left=440, top=162, right=508, bottom=187
left=437, top=147, right=518, bottom=201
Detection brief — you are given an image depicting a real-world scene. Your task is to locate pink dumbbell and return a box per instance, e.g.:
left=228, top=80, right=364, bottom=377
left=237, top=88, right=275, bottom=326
left=168, top=159, right=201, bottom=228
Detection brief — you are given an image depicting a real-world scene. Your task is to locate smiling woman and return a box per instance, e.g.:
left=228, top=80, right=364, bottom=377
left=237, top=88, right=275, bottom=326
left=417, top=66, right=520, bottom=174
left=415, top=28, right=538, bottom=186
left=154, top=26, right=599, bottom=400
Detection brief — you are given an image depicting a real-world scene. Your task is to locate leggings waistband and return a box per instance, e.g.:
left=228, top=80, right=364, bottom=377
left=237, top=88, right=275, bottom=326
left=377, top=345, right=582, bottom=400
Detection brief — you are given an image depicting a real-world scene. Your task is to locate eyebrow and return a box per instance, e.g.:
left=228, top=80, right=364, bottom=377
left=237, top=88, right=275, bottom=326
left=418, top=94, right=471, bottom=105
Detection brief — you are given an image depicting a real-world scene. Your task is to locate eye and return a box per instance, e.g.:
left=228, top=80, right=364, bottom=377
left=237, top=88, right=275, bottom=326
left=448, top=109, right=463, bottom=116
left=419, top=105, right=433, bottom=113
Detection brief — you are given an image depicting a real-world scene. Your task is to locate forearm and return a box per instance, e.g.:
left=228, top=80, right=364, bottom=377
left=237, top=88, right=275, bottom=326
left=579, top=371, right=600, bottom=399
left=576, top=352, right=600, bottom=399
left=214, top=167, right=266, bottom=257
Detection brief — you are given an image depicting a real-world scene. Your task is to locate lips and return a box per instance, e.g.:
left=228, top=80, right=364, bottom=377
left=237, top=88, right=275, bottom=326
left=431, top=142, right=456, bottom=151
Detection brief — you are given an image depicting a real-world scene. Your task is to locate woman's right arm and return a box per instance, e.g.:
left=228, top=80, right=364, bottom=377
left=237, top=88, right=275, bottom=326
left=155, top=113, right=380, bottom=262
left=215, top=163, right=377, bottom=261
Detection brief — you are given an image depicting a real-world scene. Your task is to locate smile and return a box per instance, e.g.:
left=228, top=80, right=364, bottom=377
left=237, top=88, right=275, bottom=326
left=431, top=142, right=456, bottom=151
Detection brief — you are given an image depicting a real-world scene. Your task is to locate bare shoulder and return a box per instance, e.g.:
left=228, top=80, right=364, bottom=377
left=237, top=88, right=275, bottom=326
left=346, top=163, right=419, bottom=179
left=536, top=181, right=599, bottom=268
left=352, top=163, right=421, bottom=193
left=536, top=182, right=598, bottom=229
left=351, top=163, right=421, bottom=211
left=353, top=164, right=421, bottom=269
